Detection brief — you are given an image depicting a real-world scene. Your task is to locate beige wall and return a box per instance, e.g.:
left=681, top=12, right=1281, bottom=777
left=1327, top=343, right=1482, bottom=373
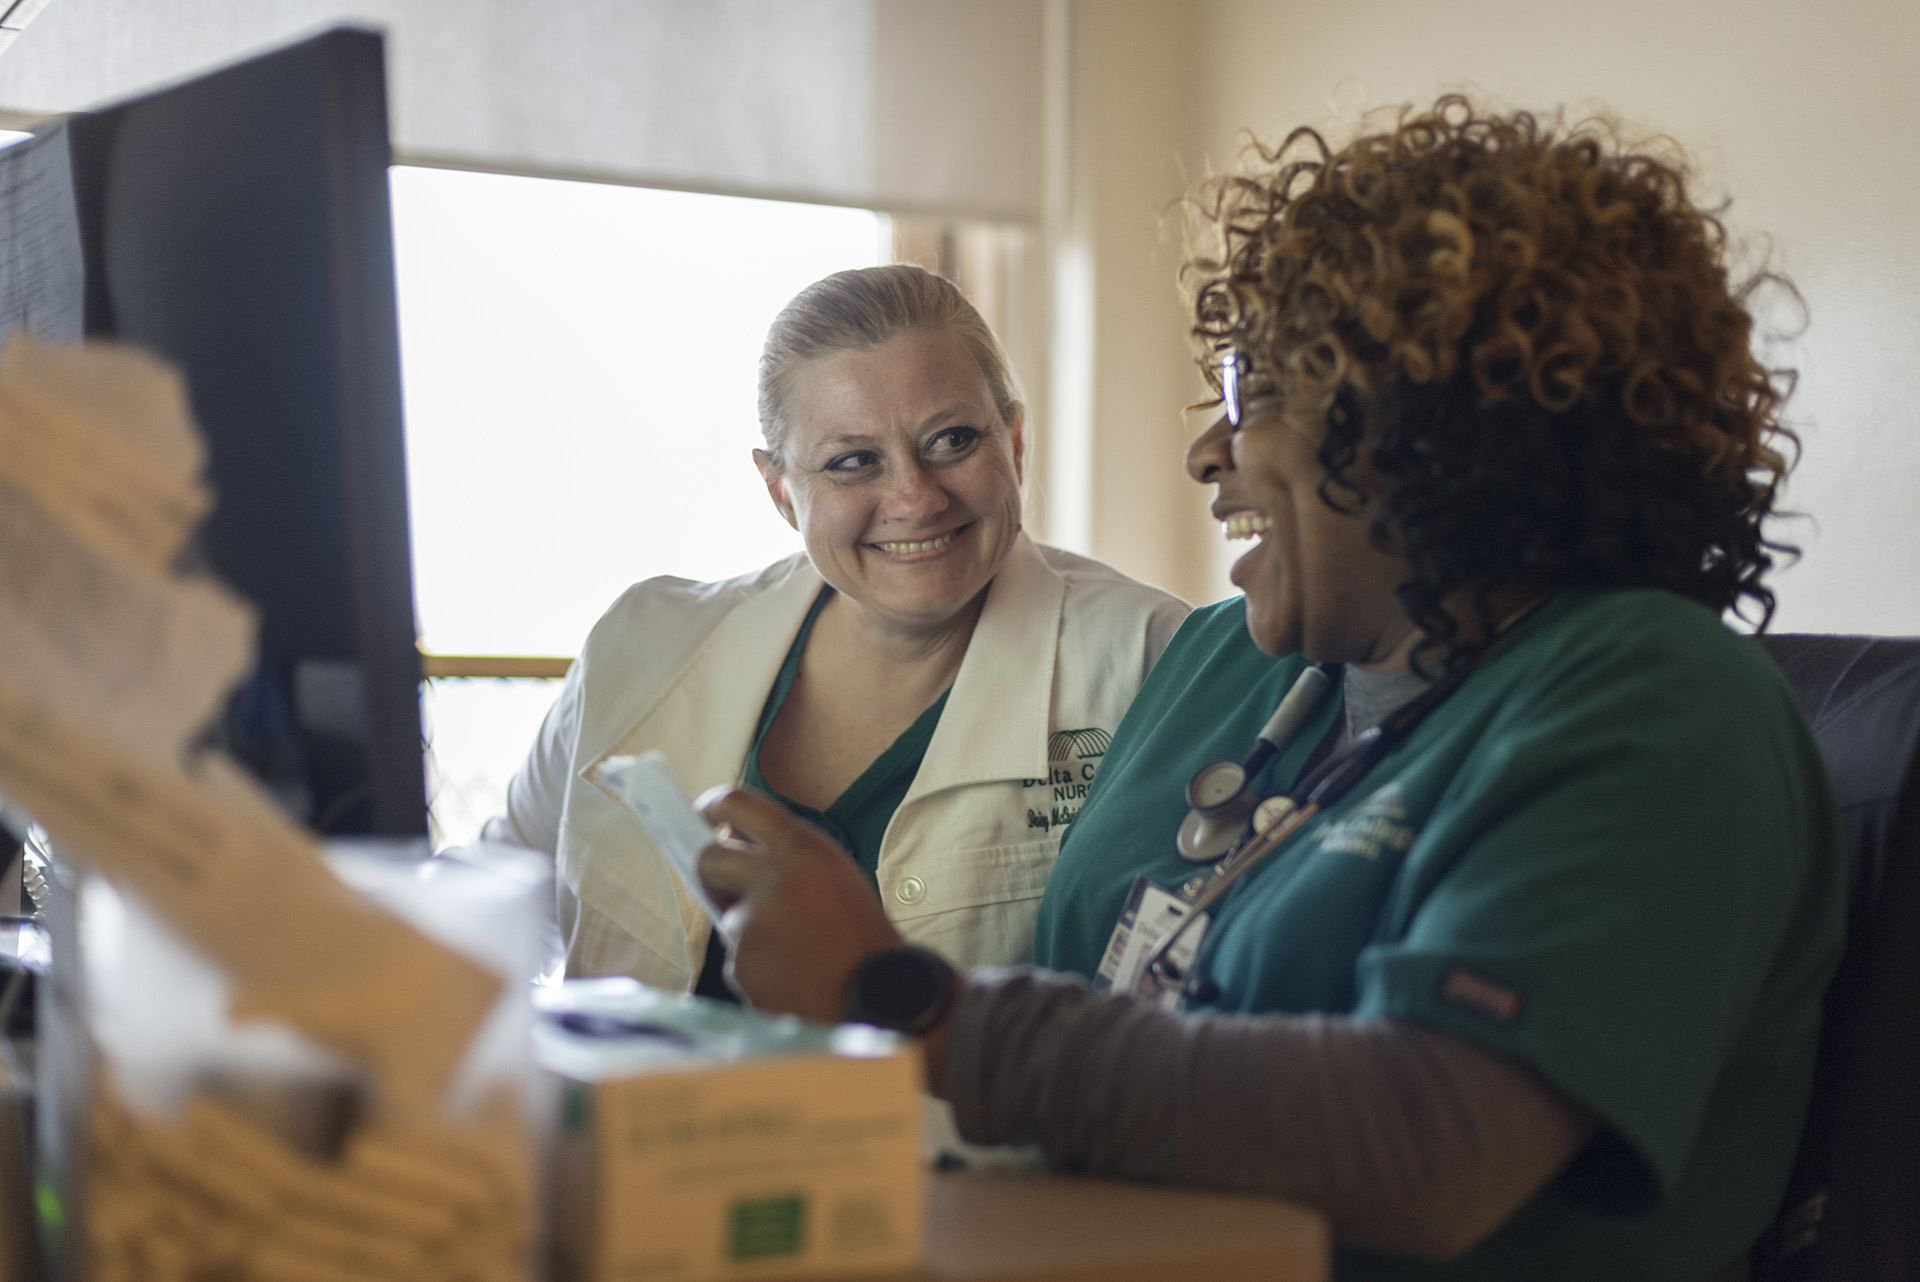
left=1073, top=0, right=1214, bottom=600
left=1180, top=0, right=1920, bottom=630
left=1038, top=0, right=1218, bottom=604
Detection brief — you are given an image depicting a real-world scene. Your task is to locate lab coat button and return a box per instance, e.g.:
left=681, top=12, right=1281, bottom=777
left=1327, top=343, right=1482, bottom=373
left=895, top=876, right=926, bottom=905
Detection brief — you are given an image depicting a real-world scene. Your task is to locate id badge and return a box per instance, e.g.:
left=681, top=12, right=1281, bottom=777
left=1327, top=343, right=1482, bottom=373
left=1093, top=875, right=1210, bottom=1007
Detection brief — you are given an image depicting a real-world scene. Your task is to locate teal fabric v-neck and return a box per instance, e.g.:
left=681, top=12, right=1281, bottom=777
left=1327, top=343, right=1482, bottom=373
left=743, top=587, right=952, bottom=884
left=694, top=585, right=952, bottom=1001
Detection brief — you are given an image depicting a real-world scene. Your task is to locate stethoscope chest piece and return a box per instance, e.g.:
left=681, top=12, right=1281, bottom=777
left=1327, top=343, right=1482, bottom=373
left=1177, top=760, right=1255, bottom=862
left=1252, top=794, right=1297, bottom=834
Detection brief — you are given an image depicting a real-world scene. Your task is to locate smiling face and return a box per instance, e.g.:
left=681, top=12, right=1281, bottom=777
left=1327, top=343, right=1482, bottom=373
left=759, top=328, right=1025, bottom=637
left=1186, top=395, right=1417, bottom=666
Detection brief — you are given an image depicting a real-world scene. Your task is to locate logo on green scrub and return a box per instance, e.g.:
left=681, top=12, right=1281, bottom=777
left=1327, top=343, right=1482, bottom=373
left=1319, top=783, right=1417, bottom=860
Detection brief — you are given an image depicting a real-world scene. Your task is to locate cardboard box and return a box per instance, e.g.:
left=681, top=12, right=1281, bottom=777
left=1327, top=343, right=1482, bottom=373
left=537, top=980, right=924, bottom=1282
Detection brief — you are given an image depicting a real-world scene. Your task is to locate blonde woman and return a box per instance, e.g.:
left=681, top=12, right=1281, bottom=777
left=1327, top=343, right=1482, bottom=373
left=487, top=264, right=1188, bottom=992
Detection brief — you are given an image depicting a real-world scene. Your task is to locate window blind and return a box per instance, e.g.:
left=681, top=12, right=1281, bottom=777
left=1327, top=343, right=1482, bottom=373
left=0, top=0, right=1043, bottom=221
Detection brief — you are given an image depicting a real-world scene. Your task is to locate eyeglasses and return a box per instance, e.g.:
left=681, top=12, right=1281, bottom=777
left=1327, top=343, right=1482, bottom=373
left=1216, top=349, right=1277, bottom=428
left=1218, top=350, right=1245, bottom=428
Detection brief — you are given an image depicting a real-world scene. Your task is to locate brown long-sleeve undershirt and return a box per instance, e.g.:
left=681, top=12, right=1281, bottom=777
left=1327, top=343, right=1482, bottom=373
left=942, top=967, right=1597, bottom=1261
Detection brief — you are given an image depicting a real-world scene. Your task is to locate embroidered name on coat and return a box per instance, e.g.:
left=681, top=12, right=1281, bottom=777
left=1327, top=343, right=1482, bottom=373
left=1022, top=727, right=1111, bottom=833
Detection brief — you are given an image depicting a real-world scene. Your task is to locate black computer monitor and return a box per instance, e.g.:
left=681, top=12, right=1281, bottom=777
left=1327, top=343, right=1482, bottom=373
left=61, top=28, right=428, bottom=838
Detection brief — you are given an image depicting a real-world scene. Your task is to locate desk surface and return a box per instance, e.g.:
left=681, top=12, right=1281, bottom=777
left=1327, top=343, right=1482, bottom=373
left=852, top=1169, right=1330, bottom=1282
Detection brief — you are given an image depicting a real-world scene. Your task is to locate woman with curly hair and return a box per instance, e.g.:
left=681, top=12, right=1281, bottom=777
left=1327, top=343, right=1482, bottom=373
left=694, top=99, right=1844, bottom=1280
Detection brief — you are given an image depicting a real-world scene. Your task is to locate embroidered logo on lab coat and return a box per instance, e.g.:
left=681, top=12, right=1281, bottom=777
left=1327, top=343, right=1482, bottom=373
left=1022, top=727, right=1111, bottom=834
left=1318, top=783, right=1416, bottom=860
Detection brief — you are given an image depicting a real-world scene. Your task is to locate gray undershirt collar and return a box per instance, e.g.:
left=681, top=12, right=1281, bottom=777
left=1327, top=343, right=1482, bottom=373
left=1337, top=664, right=1435, bottom=752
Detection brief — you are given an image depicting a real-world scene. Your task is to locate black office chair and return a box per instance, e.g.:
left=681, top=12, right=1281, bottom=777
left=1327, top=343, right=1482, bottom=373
left=1751, top=635, right=1920, bottom=1282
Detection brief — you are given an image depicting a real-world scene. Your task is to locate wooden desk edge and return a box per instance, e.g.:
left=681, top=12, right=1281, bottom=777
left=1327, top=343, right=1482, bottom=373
left=832, top=1168, right=1331, bottom=1282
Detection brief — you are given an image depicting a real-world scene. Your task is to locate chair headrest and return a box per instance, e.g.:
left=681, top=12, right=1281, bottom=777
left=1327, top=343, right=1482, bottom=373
left=1758, top=633, right=1920, bottom=914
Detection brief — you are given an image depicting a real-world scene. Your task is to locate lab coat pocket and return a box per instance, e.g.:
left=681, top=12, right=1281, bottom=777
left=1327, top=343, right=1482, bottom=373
left=881, top=837, right=1059, bottom=969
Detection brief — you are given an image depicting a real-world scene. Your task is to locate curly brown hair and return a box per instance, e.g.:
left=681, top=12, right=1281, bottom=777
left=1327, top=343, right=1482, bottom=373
left=1183, top=96, right=1797, bottom=670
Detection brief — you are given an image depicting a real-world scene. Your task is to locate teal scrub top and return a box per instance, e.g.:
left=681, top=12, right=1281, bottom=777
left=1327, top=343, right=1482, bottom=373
left=1033, top=589, right=1845, bottom=1282
left=696, top=587, right=950, bottom=1002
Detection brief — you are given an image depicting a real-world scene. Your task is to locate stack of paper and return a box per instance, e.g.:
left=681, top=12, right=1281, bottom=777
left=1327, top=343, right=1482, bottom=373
left=0, top=335, right=528, bottom=1277
left=89, top=1091, right=526, bottom=1282
left=0, top=333, right=501, bottom=1104
left=0, top=337, right=239, bottom=763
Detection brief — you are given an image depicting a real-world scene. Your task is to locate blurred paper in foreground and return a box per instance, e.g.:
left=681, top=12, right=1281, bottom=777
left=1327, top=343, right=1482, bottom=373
left=0, top=336, right=534, bottom=1278
left=0, top=333, right=499, bottom=1109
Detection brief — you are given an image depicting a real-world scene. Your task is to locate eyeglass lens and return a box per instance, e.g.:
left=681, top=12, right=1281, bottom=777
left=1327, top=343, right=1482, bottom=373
left=1220, top=351, right=1242, bottom=428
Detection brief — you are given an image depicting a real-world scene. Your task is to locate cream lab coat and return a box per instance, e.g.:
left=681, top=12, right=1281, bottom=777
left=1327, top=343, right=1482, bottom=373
left=486, top=533, right=1188, bottom=987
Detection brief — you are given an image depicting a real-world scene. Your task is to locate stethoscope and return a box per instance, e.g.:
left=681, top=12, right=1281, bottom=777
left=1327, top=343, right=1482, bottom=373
left=1135, top=602, right=1550, bottom=1000
left=1176, top=664, right=1334, bottom=863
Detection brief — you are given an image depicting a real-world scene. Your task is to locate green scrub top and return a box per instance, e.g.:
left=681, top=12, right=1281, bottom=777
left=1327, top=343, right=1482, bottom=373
left=695, top=586, right=951, bottom=1002
left=1033, top=589, right=1845, bottom=1282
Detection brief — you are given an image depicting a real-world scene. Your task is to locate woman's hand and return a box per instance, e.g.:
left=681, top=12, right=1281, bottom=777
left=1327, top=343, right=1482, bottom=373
left=695, top=785, right=903, bottom=1022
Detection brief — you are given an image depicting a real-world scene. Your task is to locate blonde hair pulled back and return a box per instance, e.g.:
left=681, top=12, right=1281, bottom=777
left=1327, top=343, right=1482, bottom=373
left=757, top=264, right=1023, bottom=465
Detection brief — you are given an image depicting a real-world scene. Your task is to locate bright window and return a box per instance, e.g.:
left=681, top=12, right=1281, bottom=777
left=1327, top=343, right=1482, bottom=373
left=390, top=168, right=885, bottom=842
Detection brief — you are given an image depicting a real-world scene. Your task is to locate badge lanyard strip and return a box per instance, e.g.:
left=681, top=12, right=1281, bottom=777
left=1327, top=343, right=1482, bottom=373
left=1133, top=627, right=1525, bottom=998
